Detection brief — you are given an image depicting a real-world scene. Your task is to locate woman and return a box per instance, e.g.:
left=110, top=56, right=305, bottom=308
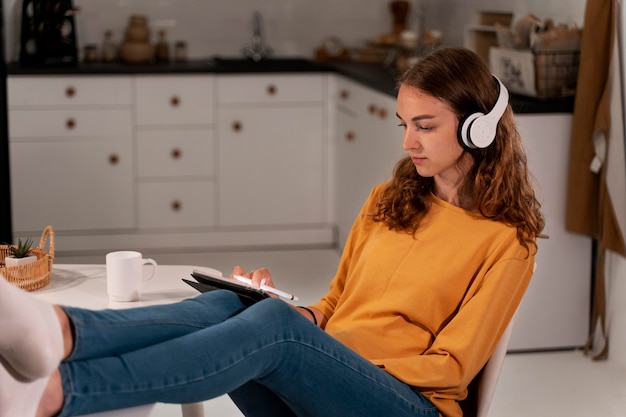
left=0, top=47, right=544, bottom=417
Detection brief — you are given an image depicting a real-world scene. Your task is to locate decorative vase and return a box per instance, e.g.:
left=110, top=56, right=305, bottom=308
left=390, top=1, right=410, bottom=35
left=119, top=14, right=154, bottom=64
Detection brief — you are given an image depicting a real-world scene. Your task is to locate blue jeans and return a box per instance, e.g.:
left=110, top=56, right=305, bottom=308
left=58, top=290, right=438, bottom=417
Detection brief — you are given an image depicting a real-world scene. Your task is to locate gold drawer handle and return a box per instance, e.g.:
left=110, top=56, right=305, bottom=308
left=378, top=108, right=387, bottom=119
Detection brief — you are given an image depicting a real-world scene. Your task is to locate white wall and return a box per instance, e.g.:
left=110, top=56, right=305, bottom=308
left=608, top=252, right=626, bottom=368
left=2, top=0, right=586, bottom=62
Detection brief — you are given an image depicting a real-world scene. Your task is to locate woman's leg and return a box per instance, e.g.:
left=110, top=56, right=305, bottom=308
left=64, top=290, right=247, bottom=360
left=1, top=286, right=248, bottom=417
left=58, top=298, right=438, bottom=417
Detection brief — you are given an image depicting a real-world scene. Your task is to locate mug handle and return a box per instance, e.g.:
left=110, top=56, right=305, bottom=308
left=142, top=258, right=158, bottom=282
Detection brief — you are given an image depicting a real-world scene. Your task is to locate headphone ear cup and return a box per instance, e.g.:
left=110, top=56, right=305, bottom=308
left=468, top=115, right=499, bottom=148
left=457, top=112, right=483, bottom=149
left=457, top=75, right=510, bottom=150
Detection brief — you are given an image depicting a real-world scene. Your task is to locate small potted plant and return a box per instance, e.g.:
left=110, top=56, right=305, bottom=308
left=4, top=238, right=37, bottom=267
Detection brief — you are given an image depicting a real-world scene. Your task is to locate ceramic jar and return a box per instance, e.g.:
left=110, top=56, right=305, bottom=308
left=119, top=14, right=155, bottom=64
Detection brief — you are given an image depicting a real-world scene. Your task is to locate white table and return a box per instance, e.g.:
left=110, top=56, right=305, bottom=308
left=36, top=264, right=221, bottom=309
left=34, top=263, right=225, bottom=417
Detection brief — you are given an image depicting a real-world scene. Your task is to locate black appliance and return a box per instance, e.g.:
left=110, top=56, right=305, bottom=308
left=0, top=2, right=13, bottom=242
left=19, top=0, right=78, bottom=66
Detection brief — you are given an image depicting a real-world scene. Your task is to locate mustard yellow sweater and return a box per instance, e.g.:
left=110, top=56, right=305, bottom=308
left=312, top=183, right=535, bottom=417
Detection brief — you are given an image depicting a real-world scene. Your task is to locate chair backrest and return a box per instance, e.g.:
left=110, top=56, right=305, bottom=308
left=460, top=312, right=517, bottom=417
left=475, top=314, right=516, bottom=417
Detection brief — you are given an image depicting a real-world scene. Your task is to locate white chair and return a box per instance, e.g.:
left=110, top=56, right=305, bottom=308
left=465, top=264, right=535, bottom=417
left=78, top=402, right=204, bottom=417
left=461, top=313, right=517, bottom=417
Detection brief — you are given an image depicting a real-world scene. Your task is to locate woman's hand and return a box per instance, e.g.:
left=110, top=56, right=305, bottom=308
left=230, top=266, right=278, bottom=298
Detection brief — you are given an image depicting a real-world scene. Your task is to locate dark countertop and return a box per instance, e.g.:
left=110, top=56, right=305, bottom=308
left=6, top=57, right=574, bottom=114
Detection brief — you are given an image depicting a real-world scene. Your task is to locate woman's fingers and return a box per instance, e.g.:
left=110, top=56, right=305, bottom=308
left=250, top=267, right=274, bottom=288
left=230, top=266, right=277, bottom=297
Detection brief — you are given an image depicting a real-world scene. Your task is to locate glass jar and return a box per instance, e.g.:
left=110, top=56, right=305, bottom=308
left=83, top=44, right=99, bottom=63
left=174, top=41, right=187, bottom=62
left=101, top=30, right=118, bottom=62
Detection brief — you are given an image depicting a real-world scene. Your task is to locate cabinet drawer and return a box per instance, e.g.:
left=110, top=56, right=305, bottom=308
left=138, top=181, right=215, bottom=228
left=217, top=74, right=325, bottom=104
left=9, top=109, right=132, bottom=138
left=137, top=129, right=215, bottom=177
left=135, top=75, right=214, bottom=126
left=334, top=75, right=393, bottom=118
left=8, top=76, right=132, bottom=107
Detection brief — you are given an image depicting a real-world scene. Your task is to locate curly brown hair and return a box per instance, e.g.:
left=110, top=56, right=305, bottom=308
left=373, top=47, right=545, bottom=254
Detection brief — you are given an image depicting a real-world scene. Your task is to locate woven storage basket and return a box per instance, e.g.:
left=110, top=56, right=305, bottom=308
left=0, top=226, right=55, bottom=291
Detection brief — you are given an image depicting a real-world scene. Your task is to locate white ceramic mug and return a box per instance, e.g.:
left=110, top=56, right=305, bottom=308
left=106, top=251, right=157, bottom=302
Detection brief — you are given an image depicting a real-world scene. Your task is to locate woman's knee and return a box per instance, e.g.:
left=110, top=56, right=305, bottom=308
left=191, top=289, right=244, bottom=308
left=183, top=290, right=248, bottom=322
left=238, top=298, right=307, bottom=334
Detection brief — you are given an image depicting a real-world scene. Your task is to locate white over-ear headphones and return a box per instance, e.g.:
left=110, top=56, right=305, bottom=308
left=457, top=75, right=509, bottom=149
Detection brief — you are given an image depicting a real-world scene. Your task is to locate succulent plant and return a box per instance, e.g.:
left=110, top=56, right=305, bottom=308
left=7, top=238, right=34, bottom=258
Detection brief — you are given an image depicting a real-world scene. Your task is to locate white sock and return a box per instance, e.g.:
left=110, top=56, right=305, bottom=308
left=0, top=274, right=64, bottom=382
left=0, top=365, right=48, bottom=417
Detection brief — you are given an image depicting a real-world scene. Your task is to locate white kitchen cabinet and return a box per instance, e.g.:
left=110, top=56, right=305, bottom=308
left=216, top=74, right=328, bottom=227
left=8, top=76, right=134, bottom=233
left=508, top=114, right=592, bottom=351
left=333, top=76, right=403, bottom=247
left=135, top=75, right=216, bottom=229
left=7, top=73, right=335, bottom=252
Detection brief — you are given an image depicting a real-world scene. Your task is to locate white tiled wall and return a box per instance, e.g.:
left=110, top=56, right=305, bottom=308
left=2, top=0, right=585, bottom=63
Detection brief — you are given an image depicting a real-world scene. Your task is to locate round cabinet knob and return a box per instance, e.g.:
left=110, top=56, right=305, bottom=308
left=339, top=90, right=349, bottom=100
left=171, top=200, right=182, bottom=211
left=171, top=148, right=182, bottom=159
left=232, top=121, right=242, bottom=132
left=170, top=96, right=181, bottom=107
left=65, top=86, right=76, bottom=98
left=368, top=104, right=377, bottom=114
left=66, top=118, right=76, bottom=130
left=345, top=131, right=355, bottom=142
left=266, top=84, right=277, bottom=95
left=108, top=154, right=119, bottom=165
left=378, top=108, right=387, bottom=119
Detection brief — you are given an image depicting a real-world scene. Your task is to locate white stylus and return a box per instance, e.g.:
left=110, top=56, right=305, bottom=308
left=233, top=275, right=299, bottom=301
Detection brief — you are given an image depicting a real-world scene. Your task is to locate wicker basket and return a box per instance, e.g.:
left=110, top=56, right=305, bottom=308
left=0, top=226, right=55, bottom=291
left=489, top=47, right=580, bottom=99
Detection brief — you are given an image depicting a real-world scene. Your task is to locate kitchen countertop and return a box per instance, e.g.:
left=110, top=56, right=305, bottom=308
left=6, top=57, right=574, bottom=114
